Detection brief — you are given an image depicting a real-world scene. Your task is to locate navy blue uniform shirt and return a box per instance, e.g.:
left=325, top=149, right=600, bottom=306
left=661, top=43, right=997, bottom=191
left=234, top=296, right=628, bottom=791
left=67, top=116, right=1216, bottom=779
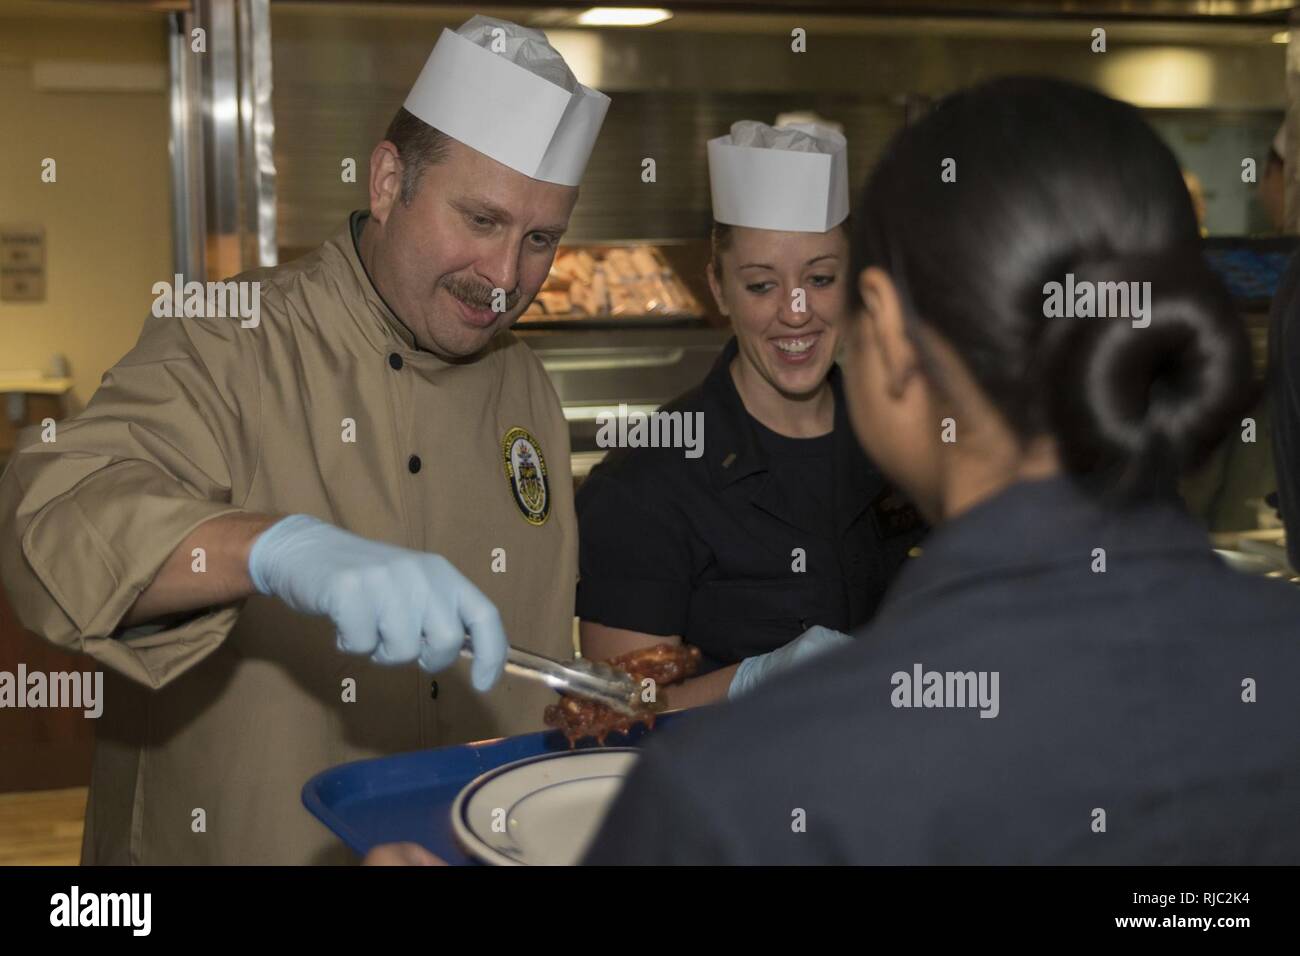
left=575, top=337, right=925, bottom=669
left=583, top=476, right=1300, bottom=864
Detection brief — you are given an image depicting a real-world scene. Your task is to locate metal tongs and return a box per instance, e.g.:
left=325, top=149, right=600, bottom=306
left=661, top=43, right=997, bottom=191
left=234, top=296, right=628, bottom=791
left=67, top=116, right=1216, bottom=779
left=460, top=641, right=647, bottom=717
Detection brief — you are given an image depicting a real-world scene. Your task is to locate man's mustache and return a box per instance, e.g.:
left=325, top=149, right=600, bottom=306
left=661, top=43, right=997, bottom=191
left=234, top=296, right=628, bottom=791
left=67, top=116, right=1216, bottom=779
left=441, top=276, right=523, bottom=313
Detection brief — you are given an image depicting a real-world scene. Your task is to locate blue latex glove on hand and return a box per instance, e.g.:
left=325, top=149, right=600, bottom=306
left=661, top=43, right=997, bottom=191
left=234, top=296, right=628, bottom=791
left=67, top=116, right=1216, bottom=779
left=248, top=515, right=507, bottom=691
left=728, top=625, right=854, bottom=700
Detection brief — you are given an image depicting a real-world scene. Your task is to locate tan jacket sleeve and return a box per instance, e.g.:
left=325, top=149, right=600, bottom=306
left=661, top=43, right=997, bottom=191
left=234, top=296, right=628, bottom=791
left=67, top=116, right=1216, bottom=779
left=0, top=309, right=264, bottom=688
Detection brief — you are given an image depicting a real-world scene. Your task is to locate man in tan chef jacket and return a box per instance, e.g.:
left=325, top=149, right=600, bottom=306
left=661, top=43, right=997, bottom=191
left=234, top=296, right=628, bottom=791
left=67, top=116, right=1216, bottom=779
left=0, top=15, right=610, bottom=864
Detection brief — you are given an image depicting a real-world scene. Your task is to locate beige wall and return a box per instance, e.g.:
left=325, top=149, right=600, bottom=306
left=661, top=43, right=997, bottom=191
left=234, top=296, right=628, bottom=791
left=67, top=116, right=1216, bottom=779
left=0, top=2, right=173, bottom=411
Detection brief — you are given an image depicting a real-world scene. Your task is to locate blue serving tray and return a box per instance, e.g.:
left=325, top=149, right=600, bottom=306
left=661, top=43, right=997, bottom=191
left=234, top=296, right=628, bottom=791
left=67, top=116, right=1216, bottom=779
left=302, top=713, right=685, bottom=865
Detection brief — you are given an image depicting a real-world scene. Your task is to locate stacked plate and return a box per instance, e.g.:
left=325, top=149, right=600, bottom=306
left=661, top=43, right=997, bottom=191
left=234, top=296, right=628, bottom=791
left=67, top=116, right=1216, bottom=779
left=451, top=749, right=639, bottom=865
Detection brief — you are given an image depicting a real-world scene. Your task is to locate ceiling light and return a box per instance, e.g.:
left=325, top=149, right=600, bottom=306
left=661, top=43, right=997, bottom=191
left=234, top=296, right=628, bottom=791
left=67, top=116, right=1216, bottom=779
left=576, top=8, right=672, bottom=27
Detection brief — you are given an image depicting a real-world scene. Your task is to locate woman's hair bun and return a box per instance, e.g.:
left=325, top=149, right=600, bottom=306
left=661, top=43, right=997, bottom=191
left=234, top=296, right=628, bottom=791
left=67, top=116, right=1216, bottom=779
left=850, top=77, right=1257, bottom=502
left=1034, top=251, right=1256, bottom=499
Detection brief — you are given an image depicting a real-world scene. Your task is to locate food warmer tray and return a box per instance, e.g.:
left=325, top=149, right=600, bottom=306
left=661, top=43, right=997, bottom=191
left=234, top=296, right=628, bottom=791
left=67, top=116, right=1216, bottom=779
left=516, top=314, right=711, bottom=331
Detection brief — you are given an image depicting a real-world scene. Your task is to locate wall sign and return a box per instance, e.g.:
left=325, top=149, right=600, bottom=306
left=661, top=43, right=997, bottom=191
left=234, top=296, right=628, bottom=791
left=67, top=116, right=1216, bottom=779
left=1, top=227, right=46, bottom=302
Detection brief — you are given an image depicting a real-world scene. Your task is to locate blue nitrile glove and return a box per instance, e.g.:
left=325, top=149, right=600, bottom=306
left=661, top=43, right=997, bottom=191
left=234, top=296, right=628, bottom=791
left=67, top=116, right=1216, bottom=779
left=248, top=515, right=507, bottom=691
left=728, top=625, right=854, bottom=700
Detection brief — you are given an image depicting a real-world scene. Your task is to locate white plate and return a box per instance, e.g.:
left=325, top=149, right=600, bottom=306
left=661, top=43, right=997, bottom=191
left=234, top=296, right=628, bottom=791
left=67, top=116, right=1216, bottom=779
left=451, top=749, right=639, bottom=866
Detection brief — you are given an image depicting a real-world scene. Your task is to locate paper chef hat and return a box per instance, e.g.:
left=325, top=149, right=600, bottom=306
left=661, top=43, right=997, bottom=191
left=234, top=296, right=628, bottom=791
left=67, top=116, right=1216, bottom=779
left=707, top=120, right=849, bottom=233
left=403, top=15, right=611, bottom=186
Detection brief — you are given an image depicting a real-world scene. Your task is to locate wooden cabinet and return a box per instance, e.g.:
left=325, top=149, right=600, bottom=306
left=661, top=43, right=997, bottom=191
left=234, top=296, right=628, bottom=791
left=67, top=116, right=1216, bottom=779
left=0, top=388, right=64, bottom=459
left=0, top=588, right=95, bottom=793
left=0, top=384, right=95, bottom=793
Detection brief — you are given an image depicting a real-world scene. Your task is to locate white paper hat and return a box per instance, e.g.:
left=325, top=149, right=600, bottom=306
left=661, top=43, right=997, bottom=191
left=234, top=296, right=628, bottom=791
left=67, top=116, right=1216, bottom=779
left=707, top=120, right=849, bottom=233
left=403, top=15, right=610, bottom=186
left=1274, top=122, right=1287, bottom=163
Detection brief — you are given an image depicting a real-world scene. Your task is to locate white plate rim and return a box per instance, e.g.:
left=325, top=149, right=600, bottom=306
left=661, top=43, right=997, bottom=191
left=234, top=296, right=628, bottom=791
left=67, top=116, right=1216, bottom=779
left=450, top=748, right=640, bottom=866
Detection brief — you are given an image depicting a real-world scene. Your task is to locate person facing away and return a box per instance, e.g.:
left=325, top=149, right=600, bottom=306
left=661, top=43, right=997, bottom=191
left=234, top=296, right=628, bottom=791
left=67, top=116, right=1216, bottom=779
left=581, top=76, right=1300, bottom=865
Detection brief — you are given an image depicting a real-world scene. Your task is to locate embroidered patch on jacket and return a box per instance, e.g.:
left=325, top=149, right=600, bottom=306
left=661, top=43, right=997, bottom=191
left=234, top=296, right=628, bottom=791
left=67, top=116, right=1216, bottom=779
left=501, top=426, right=550, bottom=526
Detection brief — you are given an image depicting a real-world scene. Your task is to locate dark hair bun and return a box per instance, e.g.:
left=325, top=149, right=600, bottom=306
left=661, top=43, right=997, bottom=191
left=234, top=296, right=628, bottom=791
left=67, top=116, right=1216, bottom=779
left=851, top=77, right=1257, bottom=502
left=1035, top=253, right=1255, bottom=499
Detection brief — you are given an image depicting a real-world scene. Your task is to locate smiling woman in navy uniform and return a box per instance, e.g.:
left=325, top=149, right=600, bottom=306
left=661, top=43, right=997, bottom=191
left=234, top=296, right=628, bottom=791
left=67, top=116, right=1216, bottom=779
left=582, top=78, right=1300, bottom=864
left=576, top=120, right=924, bottom=707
